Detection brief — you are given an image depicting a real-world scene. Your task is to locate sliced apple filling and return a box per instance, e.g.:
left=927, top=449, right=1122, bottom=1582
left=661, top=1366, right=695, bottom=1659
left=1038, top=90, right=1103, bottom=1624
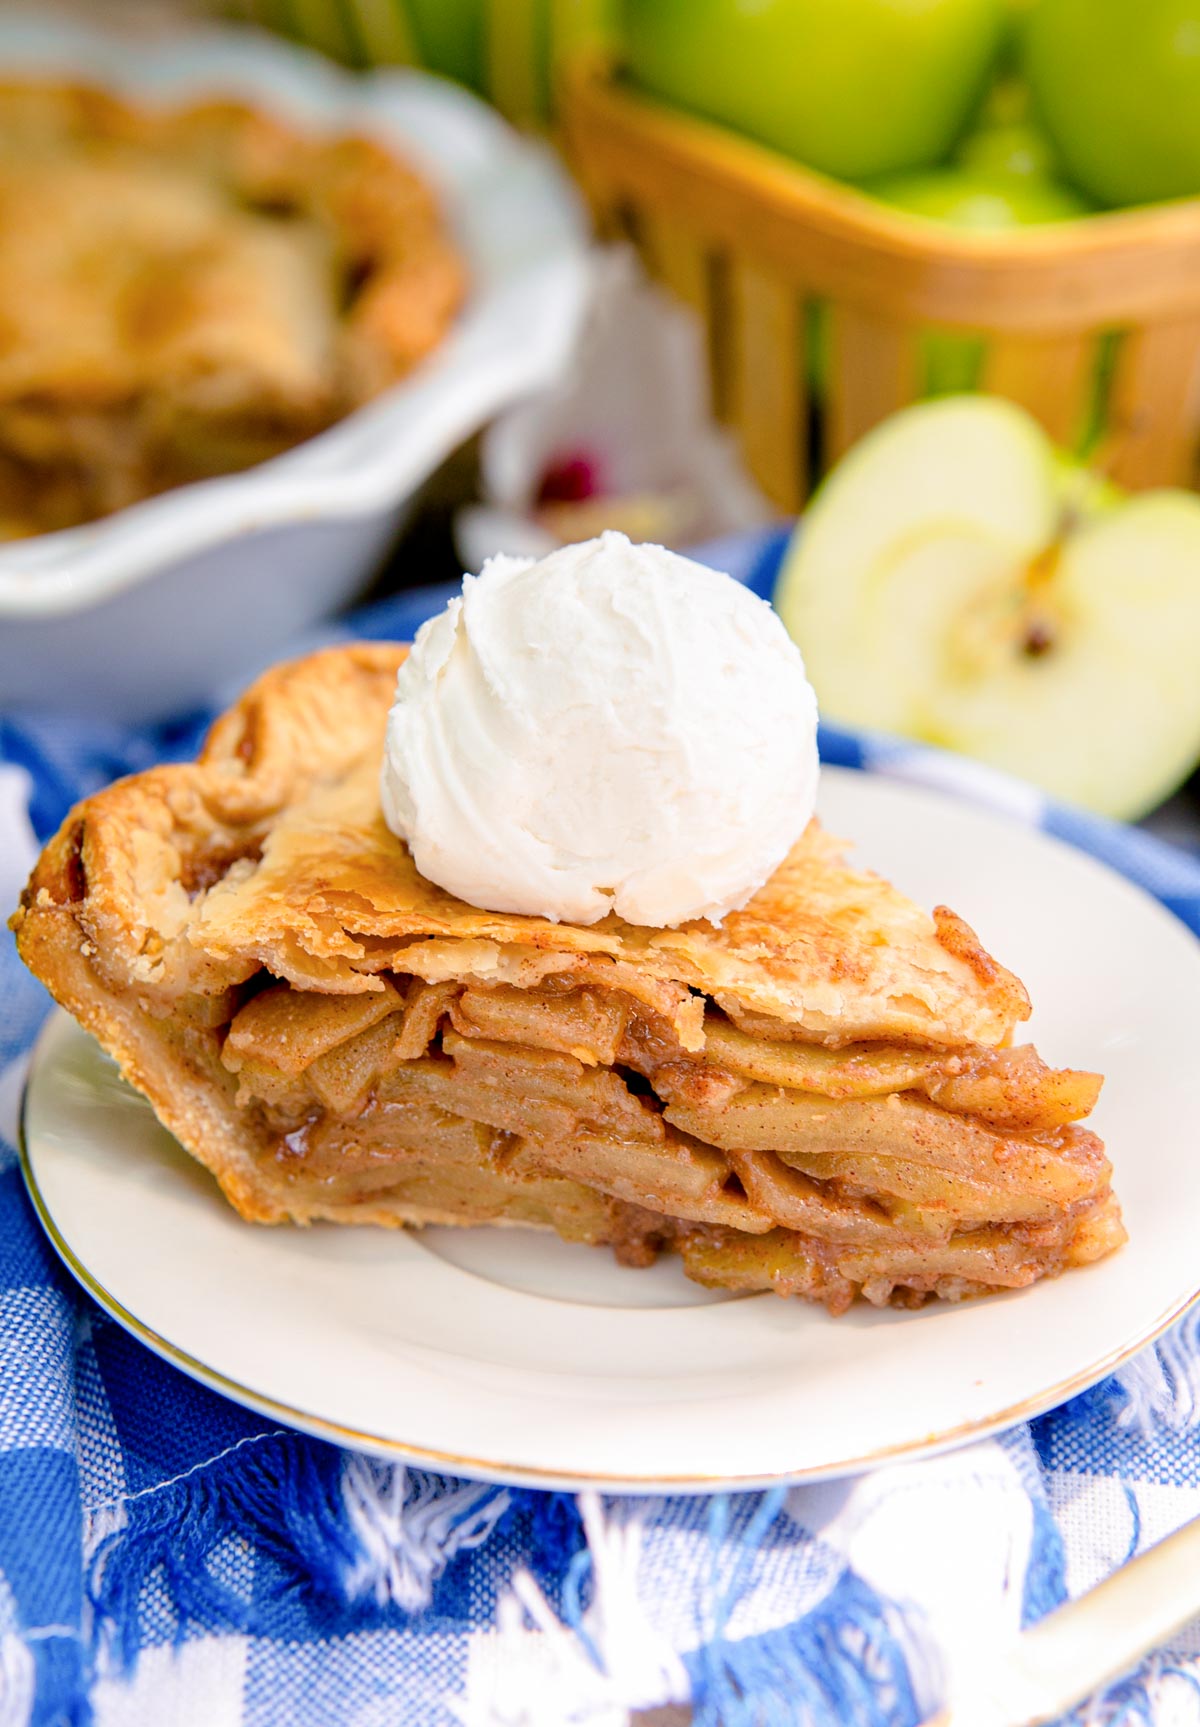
left=212, top=970, right=1120, bottom=1314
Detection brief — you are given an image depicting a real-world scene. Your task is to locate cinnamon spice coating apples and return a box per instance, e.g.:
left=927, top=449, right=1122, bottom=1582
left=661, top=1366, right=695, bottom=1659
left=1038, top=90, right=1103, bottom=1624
left=10, top=645, right=1124, bottom=1314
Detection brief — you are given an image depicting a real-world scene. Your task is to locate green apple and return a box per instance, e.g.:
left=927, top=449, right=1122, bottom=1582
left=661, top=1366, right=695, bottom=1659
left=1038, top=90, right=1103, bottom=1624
left=622, top=0, right=1009, bottom=182
left=955, top=120, right=1057, bottom=181
left=867, top=164, right=1090, bottom=227
left=1023, top=0, right=1200, bottom=206
left=997, top=0, right=1040, bottom=65
left=774, top=396, right=1200, bottom=818
left=952, top=60, right=1060, bottom=181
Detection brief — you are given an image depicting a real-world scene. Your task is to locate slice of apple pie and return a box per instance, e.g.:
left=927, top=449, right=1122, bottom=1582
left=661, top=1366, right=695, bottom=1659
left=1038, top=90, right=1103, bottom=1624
left=11, top=644, right=1124, bottom=1314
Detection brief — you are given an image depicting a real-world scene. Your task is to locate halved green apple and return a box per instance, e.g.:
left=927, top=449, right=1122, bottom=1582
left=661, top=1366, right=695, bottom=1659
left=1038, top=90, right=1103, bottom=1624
left=774, top=396, right=1200, bottom=818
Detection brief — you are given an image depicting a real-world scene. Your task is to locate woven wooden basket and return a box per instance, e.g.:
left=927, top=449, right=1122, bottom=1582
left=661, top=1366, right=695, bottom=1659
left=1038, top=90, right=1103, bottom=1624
left=560, top=57, right=1200, bottom=512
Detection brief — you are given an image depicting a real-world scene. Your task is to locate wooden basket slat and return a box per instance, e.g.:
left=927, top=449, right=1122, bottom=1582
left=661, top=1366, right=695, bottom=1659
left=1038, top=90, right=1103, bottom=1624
left=727, top=260, right=805, bottom=513
left=1107, top=319, right=1200, bottom=491
left=638, top=211, right=710, bottom=317
left=826, top=304, right=919, bottom=464
left=285, top=0, right=355, bottom=59
left=618, top=205, right=662, bottom=291
left=343, top=0, right=419, bottom=62
left=982, top=332, right=1096, bottom=447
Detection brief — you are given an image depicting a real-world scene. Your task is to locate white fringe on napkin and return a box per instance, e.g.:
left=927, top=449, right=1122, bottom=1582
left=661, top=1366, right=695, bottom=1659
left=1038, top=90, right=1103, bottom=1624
left=452, top=1492, right=689, bottom=1727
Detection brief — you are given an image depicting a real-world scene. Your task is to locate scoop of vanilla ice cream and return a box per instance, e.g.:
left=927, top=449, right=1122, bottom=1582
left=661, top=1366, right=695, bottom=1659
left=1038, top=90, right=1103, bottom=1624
left=380, top=532, right=820, bottom=927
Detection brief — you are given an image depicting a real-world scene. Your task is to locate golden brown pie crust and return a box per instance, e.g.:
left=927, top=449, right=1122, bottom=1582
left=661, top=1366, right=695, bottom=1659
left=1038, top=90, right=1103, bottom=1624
left=11, top=644, right=1124, bottom=1312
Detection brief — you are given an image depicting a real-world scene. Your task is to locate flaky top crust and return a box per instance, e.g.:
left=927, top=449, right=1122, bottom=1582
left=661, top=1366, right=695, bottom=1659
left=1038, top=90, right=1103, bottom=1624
left=0, top=79, right=465, bottom=410
left=13, top=645, right=1030, bottom=1050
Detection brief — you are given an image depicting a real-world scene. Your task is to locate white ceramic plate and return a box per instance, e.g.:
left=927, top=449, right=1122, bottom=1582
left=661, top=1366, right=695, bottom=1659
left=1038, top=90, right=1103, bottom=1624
left=21, top=770, right=1200, bottom=1492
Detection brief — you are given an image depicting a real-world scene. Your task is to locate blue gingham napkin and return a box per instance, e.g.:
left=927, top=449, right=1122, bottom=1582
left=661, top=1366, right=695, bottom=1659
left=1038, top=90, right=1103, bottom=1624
left=3, top=530, right=1200, bottom=1727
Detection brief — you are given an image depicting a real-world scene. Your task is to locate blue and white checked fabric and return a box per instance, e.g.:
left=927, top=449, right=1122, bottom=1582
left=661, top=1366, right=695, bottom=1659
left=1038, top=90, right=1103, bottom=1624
left=3, top=529, right=1200, bottom=1727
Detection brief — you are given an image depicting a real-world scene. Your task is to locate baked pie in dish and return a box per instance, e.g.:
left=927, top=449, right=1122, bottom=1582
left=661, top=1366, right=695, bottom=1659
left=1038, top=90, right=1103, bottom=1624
left=0, top=82, right=465, bottom=538
left=12, top=644, right=1124, bottom=1314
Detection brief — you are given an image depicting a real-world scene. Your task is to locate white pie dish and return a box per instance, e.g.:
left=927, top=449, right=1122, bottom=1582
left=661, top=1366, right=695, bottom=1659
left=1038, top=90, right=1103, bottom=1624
left=0, top=16, right=588, bottom=723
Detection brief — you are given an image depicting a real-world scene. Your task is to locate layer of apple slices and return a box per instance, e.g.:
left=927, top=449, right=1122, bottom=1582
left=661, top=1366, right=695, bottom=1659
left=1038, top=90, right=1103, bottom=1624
left=216, top=967, right=1120, bottom=1314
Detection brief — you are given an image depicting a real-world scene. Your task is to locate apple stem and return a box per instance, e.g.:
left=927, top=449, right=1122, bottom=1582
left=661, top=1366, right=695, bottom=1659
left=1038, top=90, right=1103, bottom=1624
left=1025, top=540, right=1063, bottom=591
